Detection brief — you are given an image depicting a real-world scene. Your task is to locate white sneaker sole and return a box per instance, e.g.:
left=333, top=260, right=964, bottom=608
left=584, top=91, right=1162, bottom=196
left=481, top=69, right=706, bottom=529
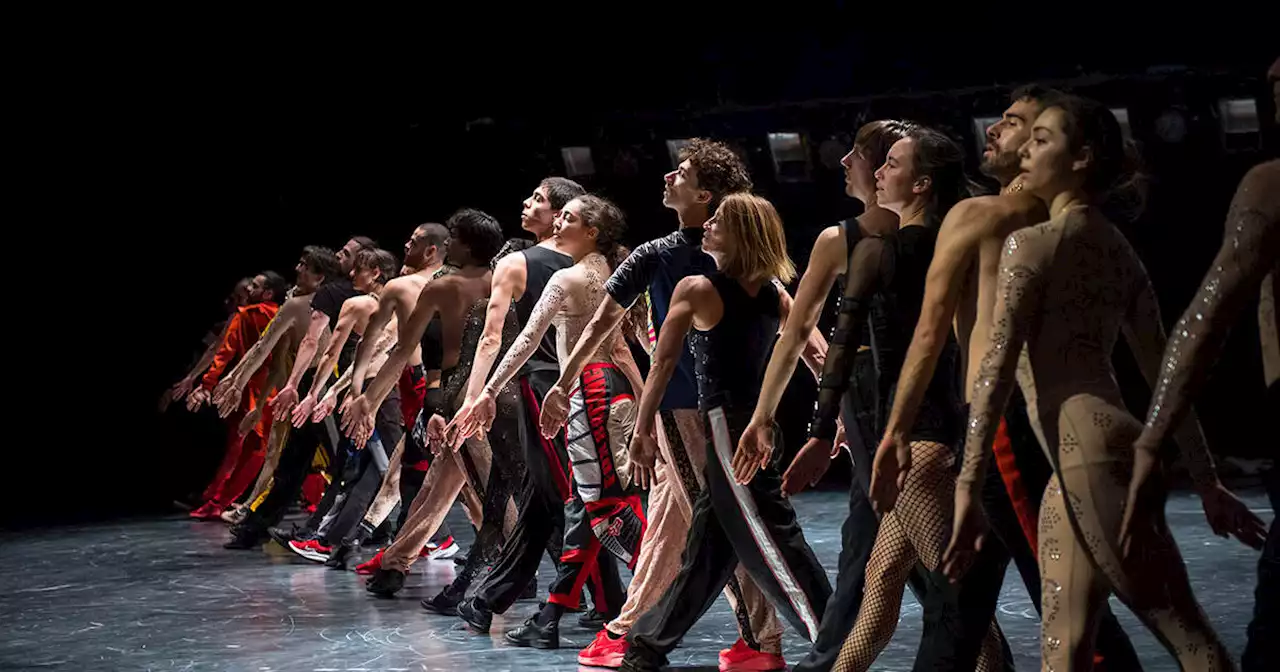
left=426, top=542, right=459, bottom=560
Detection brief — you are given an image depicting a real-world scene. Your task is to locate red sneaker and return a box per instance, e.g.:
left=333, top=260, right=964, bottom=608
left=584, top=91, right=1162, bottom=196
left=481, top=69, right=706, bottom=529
left=286, top=539, right=333, bottom=563
left=355, top=548, right=385, bottom=575
left=718, top=638, right=785, bottom=671
left=189, top=502, right=224, bottom=521
left=423, top=536, right=458, bottom=560
left=578, top=628, right=628, bottom=668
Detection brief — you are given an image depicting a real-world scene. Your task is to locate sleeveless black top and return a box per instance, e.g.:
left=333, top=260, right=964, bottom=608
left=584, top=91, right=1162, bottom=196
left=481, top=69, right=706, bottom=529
left=689, top=273, right=781, bottom=412
left=420, top=265, right=452, bottom=373
left=517, top=245, right=573, bottom=374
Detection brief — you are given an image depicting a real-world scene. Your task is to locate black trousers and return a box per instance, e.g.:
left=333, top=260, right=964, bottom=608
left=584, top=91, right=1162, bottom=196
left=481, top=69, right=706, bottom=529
left=624, top=407, right=831, bottom=668
left=316, top=385, right=402, bottom=546
left=1243, top=462, right=1280, bottom=672
left=474, top=368, right=616, bottom=613
left=242, top=415, right=337, bottom=534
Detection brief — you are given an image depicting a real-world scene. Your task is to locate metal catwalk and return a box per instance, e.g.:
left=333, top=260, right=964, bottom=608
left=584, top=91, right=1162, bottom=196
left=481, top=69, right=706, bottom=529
left=1, top=490, right=1269, bottom=671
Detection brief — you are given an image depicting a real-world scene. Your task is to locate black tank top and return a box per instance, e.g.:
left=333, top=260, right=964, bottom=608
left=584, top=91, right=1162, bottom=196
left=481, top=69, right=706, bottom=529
left=689, top=273, right=781, bottom=412
left=420, top=266, right=453, bottom=373
left=516, top=245, right=573, bottom=374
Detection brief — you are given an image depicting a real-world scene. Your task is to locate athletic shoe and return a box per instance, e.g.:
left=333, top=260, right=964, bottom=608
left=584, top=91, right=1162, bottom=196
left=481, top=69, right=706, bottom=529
left=286, top=539, right=333, bottom=563
left=224, top=527, right=264, bottom=550
left=578, top=608, right=615, bottom=630
left=189, top=502, right=224, bottom=521
left=578, top=629, right=628, bottom=668
left=504, top=616, right=559, bottom=649
left=718, top=639, right=786, bottom=671
left=423, top=536, right=458, bottom=560
left=365, top=568, right=406, bottom=597
left=420, top=587, right=465, bottom=614
left=457, top=597, right=493, bottom=633
left=355, top=548, right=384, bottom=575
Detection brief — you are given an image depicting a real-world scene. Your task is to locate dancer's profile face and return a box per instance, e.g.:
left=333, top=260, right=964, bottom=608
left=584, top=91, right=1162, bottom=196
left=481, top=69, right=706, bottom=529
left=521, top=186, right=557, bottom=235
left=701, top=209, right=727, bottom=254
left=350, top=263, right=381, bottom=293
left=246, top=274, right=268, bottom=303
left=982, top=97, right=1042, bottom=181
left=1018, top=107, right=1078, bottom=200
left=337, top=239, right=362, bottom=275
left=404, top=229, right=430, bottom=269
left=873, top=138, right=920, bottom=214
left=840, top=144, right=877, bottom=201
left=663, top=159, right=710, bottom=212
left=295, top=259, right=323, bottom=294
left=551, top=198, right=598, bottom=260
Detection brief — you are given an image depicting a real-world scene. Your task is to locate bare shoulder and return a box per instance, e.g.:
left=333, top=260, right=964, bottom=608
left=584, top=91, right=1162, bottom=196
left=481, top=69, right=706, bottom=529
left=674, top=274, right=714, bottom=299
left=952, top=194, right=1043, bottom=237
left=281, top=294, right=311, bottom=317
left=1237, top=159, right=1280, bottom=219
left=494, top=250, right=528, bottom=279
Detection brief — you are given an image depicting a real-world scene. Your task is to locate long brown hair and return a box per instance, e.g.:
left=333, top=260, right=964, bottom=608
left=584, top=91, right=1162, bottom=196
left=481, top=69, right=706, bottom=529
left=712, top=193, right=795, bottom=285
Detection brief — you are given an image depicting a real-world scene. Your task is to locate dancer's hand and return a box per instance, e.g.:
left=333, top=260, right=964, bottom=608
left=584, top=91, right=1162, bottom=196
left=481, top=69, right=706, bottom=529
left=941, top=484, right=987, bottom=583
left=539, top=385, right=570, bottom=439
left=870, top=431, right=913, bottom=514
left=426, top=414, right=448, bottom=456
left=733, top=419, right=775, bottom=485
left=1198, top=481, right=1267, bottom=550
left=186, top=388, right=211, bottom=413
left=170, top=377, right=195, bottom=402
left=291, top=395, right=317, bottom=428
left=338, top=394, right=355, bottom=417
left=834, top=419, right=848, bottom=454
left=341, top=395, right=375, bottom=448
left=448, top=391, right=495, bottom=449
left=271, top=385, right=300, bottom=423
left=628, top=420, right=662, bottom=490
left=782, top=438, right=833, bottom=497
left=213, top=378, right=244, bottom=418
left=1119, top=442, right=1165, bottom=563
left=237, top=406, right=262, bottom=439
left=312, top=394, right=338, bottom=423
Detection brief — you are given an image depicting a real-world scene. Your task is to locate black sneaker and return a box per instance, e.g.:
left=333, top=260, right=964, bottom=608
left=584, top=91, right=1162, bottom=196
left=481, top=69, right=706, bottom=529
left=504, top=616, right=559, bottom=649
left=365, top=569, right=406, bottom=597
left=268, top=524, right=313, bottom=547
left=577, top=608, right=616, bottom=630
left=325, top=543, right=356, bottom=570
left=224, top=527, right=265, bottom=550
left=457, top=597, right=493, bottom=633
left=420, top=587, right=465, bottom=614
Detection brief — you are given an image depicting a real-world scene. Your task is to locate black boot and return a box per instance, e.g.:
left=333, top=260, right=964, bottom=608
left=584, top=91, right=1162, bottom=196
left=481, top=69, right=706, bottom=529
left=365, top=568, right=406, bottom=597
left=457, top=596, right=493, bottom=633
left=504, top=616, right=559, bottom=649
left=420, top=585, right=466, bottom=614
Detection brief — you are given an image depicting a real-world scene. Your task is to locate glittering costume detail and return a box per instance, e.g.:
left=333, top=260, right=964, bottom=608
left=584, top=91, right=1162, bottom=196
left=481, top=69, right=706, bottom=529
left=960, top=206, right=1234, bottom=670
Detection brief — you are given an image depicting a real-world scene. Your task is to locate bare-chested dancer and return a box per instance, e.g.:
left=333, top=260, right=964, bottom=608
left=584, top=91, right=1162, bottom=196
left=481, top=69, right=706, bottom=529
left=864, top=87, right=1143, bottom=670
left=341, top=210, right=506, bottom=601
left=943, top=94, right=1259, bottom=671
left=451, top=194, right=646, bottom=649
left=539, top=141, right=792, bottom=669
left=1123, top=58, right=1278, bottom=672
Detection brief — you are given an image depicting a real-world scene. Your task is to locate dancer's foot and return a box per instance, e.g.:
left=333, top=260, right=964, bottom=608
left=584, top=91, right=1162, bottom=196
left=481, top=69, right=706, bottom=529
left=364, top=568, right=406, bottom=597
left=579, top=629, right=628, bottom=668
left=718, top=639, right=785, bottom=671
left=325, top=542, right=357, bottom=569
left=223, top=526, right=264, bottom=550
left=285, top=539, right=332, bottom=563
left=422, top=536, right=458, bottom=560
left=504, top=616, right=559, bottom=649
left=189, top=502, right=224, bottom=521
left=268, top=524, right=312, bottom=547
left=354, top=548, right=384, bottom=575
left=220, top=505, right=246, bottom=525
left=420, top=587, right=465, bottom=614
left=457, top=597, right=493, bottom=633
left=577, top=608, right=616, bottom=630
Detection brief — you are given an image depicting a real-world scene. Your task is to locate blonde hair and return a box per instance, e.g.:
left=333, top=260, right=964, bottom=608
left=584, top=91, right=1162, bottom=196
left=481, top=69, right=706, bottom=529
left=713, top=193, right=795, bottom=285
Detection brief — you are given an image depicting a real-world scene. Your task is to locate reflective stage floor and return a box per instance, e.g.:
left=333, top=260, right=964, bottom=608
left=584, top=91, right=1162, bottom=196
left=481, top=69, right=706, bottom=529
left=1, top=489, right=1270, bottom=671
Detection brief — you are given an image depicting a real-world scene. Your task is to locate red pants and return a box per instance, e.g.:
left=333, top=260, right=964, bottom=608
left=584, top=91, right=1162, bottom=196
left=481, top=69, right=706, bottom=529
left=200, top=422, right=266, bottom=508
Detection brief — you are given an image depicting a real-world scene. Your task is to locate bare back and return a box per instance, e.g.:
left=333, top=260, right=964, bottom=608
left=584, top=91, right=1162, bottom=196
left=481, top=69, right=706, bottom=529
left=432, top=271, right=494, bottom=372
left=550, top=253, right=627, bottom=367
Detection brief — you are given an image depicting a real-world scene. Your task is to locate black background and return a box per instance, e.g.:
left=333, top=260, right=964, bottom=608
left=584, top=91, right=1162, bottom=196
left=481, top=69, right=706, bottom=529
left=10, top=10, right=1277, bottom=528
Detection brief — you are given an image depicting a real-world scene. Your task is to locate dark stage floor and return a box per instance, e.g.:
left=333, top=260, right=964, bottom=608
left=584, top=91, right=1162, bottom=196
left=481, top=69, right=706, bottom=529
left=1, top=489, right=1270, bottom=671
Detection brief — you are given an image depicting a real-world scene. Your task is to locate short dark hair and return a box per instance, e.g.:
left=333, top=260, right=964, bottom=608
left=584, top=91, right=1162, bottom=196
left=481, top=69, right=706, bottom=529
left=300, top=245, right=342, bottom=282
left=680, top=138, right=753, bottom=211
left=447, top=208, right=504, bottom=266
left=575, top=194, right=629, bottom=271
left=416, top=222, right=450, bottom=251
left=355, top=248, right=399, bottom=285
left=540, top=177, right=587, bottom=211
left=1010, top=83, right=1066, bottom=108
left=853, top=120, right=919, bottom=172
left=903, top=126, right=978, bottom=228
left=349, top=236, right=378, bottom=252
left=260, top=271, right=290, bottom=304
left=1048, top=94, right=1148, bottom=219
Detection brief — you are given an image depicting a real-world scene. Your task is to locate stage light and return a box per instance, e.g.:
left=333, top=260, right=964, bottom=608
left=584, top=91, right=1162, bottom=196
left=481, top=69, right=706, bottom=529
left=1110, top=108, right=1132, bottom=141
left=1218, top=98, right=1260, bottom=135
left=971, top=116, right=1000, bottom=158
left=561, top=147, right=595, bottom=178
left=767, top=132, right=810, bottom=182
left=666, top=139, right=691, bottom=169
left=1154, top=108, right=1188, bottom=144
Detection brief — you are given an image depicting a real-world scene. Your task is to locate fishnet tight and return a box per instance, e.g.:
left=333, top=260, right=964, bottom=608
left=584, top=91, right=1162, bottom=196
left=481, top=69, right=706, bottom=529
left=833, top=441, right=1004, bottom=672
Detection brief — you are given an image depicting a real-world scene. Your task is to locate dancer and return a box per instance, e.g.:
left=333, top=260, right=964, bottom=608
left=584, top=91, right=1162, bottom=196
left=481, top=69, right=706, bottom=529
left=859, top=88, right=1143, bottom=669
left=618, top=193, right=831, bottom=672
left=281, top=248, right=402, bottom=563
left=163, top=277, right=253, bottom=415
left=1122, top=58, right=1278, bottom=672
left=942, top=94, right=1256, bottom=671
left=341, top=209, right=509, bottom=605
left=183, top=272, right=290, bottom=520
left=451, top=194, right=645, bottom=649
left=539, top=139, right=787, bottom=669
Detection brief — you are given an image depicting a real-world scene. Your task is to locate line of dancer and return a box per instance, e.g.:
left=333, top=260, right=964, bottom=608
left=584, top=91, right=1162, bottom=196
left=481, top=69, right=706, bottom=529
left=167, top=71, right=1277, bottom=671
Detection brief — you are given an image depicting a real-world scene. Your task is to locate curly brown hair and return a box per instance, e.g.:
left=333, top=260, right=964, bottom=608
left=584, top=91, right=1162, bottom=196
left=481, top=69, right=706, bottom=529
left=680, top=138, right=752, bottom=211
